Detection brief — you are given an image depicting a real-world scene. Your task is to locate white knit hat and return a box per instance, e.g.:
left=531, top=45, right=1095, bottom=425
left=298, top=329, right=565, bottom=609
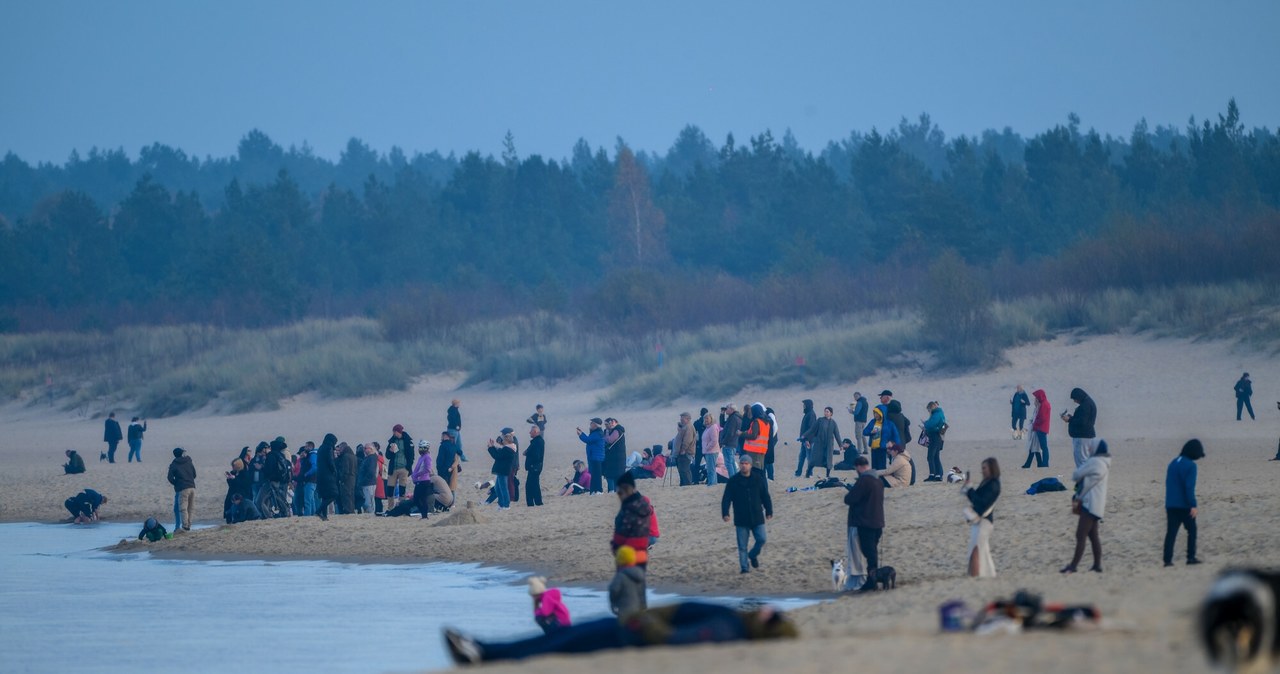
left=527, top=576, right=547, bottom=596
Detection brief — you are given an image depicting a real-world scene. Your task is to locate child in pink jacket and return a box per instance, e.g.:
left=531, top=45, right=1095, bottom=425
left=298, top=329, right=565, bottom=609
left=529, top=576, right=571, bottom=633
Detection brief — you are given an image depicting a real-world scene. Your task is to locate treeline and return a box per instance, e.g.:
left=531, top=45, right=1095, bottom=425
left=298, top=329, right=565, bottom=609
left=0, top=100, right=1277, bottom=333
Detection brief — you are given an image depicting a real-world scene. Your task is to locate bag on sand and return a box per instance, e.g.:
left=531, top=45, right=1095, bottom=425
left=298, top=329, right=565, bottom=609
left=814, top=477, right=845, bottom=489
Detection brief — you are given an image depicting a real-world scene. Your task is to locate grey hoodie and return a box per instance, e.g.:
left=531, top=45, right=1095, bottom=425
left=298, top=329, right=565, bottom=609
left=608, top=566, right=647, bottom=618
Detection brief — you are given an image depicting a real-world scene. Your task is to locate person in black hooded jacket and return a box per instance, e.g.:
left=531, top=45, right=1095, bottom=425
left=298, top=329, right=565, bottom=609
left=795, top=400, right=817, bottom=477
left=885, top=400, right=911, bottom=447
left=316, top=433, right=339, bottom=520
left=336, top=442, right=358, bottom=515
left=1064, top=388, right=1098, bottom=468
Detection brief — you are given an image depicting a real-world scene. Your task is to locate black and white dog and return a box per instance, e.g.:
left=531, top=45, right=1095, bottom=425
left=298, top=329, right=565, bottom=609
left=1200, top=569, right=1280, bottom=673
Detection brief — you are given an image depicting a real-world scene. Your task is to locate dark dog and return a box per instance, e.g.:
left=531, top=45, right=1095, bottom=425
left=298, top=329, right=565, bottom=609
left=859, top=566, right=897, bottom=592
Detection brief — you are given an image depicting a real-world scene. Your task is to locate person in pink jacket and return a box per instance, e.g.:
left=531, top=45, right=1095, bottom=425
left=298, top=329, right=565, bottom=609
left=528, top=576, right=571, bottom=634
left=1021, top=389, right=1052, bottom=468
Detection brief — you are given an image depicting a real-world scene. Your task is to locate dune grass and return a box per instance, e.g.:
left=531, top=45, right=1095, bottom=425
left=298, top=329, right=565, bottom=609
left=2, top=282, right=1276, bottom=417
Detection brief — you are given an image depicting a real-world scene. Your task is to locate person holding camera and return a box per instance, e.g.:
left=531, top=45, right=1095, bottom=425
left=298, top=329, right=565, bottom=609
left=963, top=458, right=1001, bottom=577
left=577, top=419, right=606, bottom=494
left=126, top=416, right=147, bottom=462
left=1063, top=387, right=1099, bottom=468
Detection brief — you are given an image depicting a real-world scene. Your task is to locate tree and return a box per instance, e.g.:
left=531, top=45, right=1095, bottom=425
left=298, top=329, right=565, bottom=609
left=608, top=144, right=667, bottom=265
left=918, top=250, right=996, bottom=367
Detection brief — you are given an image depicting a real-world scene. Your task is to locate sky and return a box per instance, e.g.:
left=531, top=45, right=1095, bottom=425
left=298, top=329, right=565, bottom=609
left=2, top=0, right=1278, bottom=165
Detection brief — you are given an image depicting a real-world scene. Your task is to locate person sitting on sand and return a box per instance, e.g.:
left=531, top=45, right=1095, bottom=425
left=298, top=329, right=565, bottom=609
left=227, top=492, right=263, bottom=523
left=528, top=576, right=570, bottom=634
left=64, top=489, right=106, bottom=523
left=876, top=443, right=913, bottom=488
left=560, top=460, right=591, bottom=496
left=138, top=517, right=170, bottom=542
left=609, top=545, right=647, bottom=618
left=628, top=447, right=666, bottom=480
left=63, top=449, right=85, bottom=475
left=443, top=602, right=798, bottom=665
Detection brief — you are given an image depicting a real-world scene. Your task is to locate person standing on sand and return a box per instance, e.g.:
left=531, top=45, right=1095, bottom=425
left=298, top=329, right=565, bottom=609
left=167, top=447, right=196, bottom=532
left=577, top=418, right=606, bottom=494
left=1061, top=440, right=1110, bottom=574
left=1022, top=390, right=1052, bottom=468
left=526, top=404, right=547, bottom=432
left=525, top=425, right=545, bottom=507
left=411, top=440, right=435, bottom=519
left=720, top=404, right=742, bottom=468
left=486, top=432, right=516, bottom=510
left=1010, top=385, right=1030, bottom=439
left=675, top=413, right=697, bottom=486
left=796, top=399, right=817, bottom=477
left=357, top=443, right=379, bottom=515
left=103, top=412, right=122, bottom=463
left=722, top=454, right=773, bottom=574
left=1063, top=387, right=1099, bottom=468
left=447, top=399, right=467, bottom=461
left=611, top=472, right=652, bottom=568
left=701, top=412, right=722, bottom=486
left=802, top=406, right=842, bottom=479
left=740, top=403, right=771, bottom=471
left=436, top=430, right=460, bottom=487
left=260, top=436, right=291, bottom=518
left=336, top=442, right=358, bottom=515
left=842, top=456, right=884, bottom=591
left=850, top=392, right=869, bottom=455
left=609, top=545, right=647, bottom=618
left=922, top=401, right=947, bottom=482
left=963, top=458, right=1001, bottom=577
left=126, top=416, right=146, bottom=462
left=386, top=424, right=414, bottom=507
left=1164, top=439, right=1205, bottom=567
left=1235, top=373, right=1255, bottom=421
left=315, top=434, right=339, bottom=520
left=603, top=418, right=627, bottom=493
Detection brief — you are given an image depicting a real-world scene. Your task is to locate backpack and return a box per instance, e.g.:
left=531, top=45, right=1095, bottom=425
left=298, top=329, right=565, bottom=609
left=814, top=477, right=845, bottom=489
left=1026, top=477, right=1067, bottom=495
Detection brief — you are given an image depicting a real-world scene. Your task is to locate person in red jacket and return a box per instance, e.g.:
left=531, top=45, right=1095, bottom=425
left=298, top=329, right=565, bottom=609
left=629, top=446, right=666, bottom=480
left=611, top=472, right=652, bottom=568
left=1021, top=389, right=1052, bottom=468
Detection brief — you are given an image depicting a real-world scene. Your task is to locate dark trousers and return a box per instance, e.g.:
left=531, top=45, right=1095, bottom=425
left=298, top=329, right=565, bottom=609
left=794, top=442, right=809, bottom=476
left=318, top=496, right=336, bottom=518
left=106, top=440, right=119, bottom=463
left=1236, top=397, right=1254, bottom=420
left=587, top=460, right=603, bottom=493
left=676, top=455, right=693, bottom=486
left=481, top=617, right=624, bottom=661
left=926, top=436, right=944, bottom=478
left=1069, top=511, right=1102, bottom=570
left=857, top=527, right=882, bottom=571
left=1011, top=414, right=1025, bottom=431
left=871, top=447, right=887, bottom=471
left=413, top=480, right=434, bottom=518
left=1163, top=507, right=1197, bottom=564
left=526, top=469, right=542, bottom=506
left=1022, top=431, right=1050, bottom=468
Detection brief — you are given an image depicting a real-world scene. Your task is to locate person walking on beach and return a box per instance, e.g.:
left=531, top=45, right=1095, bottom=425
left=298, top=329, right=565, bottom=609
left=1010, top=385, right=1030, bottom=439
left=1061, top=440, right=1111, bottom=574
left=603, top=418, right=627, bottom=493
left=1235, top=373, right=1255, bottom=421
left=701, top=412, right=722, bottom=486
left=722, top=454, right=773, bottom=574
left=447, top=399, right=467, bottom=461
left=525, top=425, right=545, bottom=506
left=802, top=406, right=843, bottom=479
left=675, top=412, right=697, bottom=486
left=126, top=417, right=147, bottom=462
left=167, top=447, right=196, bottom=532
left=611, top=472, right=652, bottom=567
left=63, top=449, right=85, bottom=474
left=411, top=440, right=435, bottom=519
left=577, top=418, right=606, bottom=494
left=963, top=458, right=1001, bottom=577
left=850, top=393, right=869, bottom=455
left=1022, top=389, right=1052, bottom=468
left=1164, top=439, right=1205, bottom=567
left=796, top=399, right=817, bottom=477
left=842, top=456, right=884, bottom=591
left=103, top=412, right=122, bottom=463
left=922, top=401, right=947, bottom=482
left=1063, top=387, right=1099, bottom=468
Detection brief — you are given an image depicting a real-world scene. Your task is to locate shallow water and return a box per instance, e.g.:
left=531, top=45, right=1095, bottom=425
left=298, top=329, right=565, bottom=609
left=0, top=523, right=814, bottom=673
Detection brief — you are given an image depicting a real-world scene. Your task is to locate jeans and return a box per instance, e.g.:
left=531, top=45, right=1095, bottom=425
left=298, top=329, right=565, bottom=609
left=871, top=447, right=887, bottom=471
left=1022, top=432, right=1050, bottom=468
left=494, top=474, right=511, bottom=508
left=1163, top=507, right=1197, bottom=564
left=173, top=492, right=183, bottom=531
left=1236, top=397, right=1254, bottom=420
left=735, top=524, right=767, bottom=571
left=703, top=454, right=718, bottom=485
left=605, top=475, right=617, bottom=493
left=449, top=429, right=467, bottom=460
left=127, top=439, right=142, bottom=462
left=765, top=463, right=774, bottom=480
left=587, top=460, right=603, bottom=493
left=721, top=446, right=735, bottom=470
left=361, top=486, right=376, bottom=514
left=926, top=435, right=943, bottom=478
left=794, top=442, right=809, bottom=476
left=301, top=483, right=316, bottom=515
left=526, top=469, right=543, bottom=506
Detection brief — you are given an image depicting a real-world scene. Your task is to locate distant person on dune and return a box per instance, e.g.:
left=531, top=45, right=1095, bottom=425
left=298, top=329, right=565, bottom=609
left=63, top=449, right=85, bottom=474
left=1063, top=388, right=1099, bottom=468
left=1235, top=373, right=1254, bottom=421
left=102, top=412, right=122, bottom=463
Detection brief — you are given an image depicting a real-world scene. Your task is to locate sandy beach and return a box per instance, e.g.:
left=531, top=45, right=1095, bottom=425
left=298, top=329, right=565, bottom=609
left=3, top=333, right=1279, bottom=673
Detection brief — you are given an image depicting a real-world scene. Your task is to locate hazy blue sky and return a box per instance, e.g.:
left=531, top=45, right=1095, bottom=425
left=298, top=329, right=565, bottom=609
left=2, top=0, right=1277, bottom=164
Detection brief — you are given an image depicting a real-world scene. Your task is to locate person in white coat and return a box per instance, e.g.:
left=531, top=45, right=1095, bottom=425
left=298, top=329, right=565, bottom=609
left=1061, top=440, right=1111, bottom=574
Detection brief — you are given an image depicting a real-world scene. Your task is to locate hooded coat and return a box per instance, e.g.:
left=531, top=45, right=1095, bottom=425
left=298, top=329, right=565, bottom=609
left=1068, top=388, right=1097, bottom=439
left=886, top=400, right=911, bottom=445
left=802, top=416, right=843, bottom=469
left=609, top=566, right=648, bottom=618
left=167, top=454, right=196, bottom=492
left=316, top=434, right=339, bottom=499
left=1072, top=452, right=1110, bottom=518
left=799, top=400, right=817, bottom=443
left=336, top=444, right=358, bottom=513
left=604, top=424, right=628, bottom=481
left=1031, top=389, right=1052, bottom=433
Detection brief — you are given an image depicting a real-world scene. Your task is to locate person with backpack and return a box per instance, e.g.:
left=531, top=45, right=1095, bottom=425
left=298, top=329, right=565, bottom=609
left=922, top=401, right=948, bottom=482
left=1164, top=439, right=1205, bottom=567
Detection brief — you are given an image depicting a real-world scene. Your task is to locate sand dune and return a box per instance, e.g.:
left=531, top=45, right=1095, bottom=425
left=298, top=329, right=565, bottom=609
left=3, top=334, right=1279, bottom=673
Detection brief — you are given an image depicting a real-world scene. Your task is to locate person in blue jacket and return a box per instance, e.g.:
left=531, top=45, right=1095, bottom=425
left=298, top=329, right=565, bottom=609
left=577, top=418, right=606, bottom=494
left=1163, top=439, right=1205, bottom=567
left=922, top=401, right=948, bottom=482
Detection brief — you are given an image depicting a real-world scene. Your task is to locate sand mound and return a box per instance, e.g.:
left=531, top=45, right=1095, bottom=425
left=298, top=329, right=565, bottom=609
left=432, top=502, right=486, bottom=527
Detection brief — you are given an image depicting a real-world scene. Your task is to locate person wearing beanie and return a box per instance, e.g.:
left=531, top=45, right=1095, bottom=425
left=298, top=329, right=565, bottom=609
left=1062, top=440, right=1110, bottom=574
left=611, top=472, right=652, bottom=567
left=528, top=576, right=571, bottom=634
left=722, top=454, right=773, bottom=573
left=167, top=448, right=197, bottom=532
left=1164, top=439, right=1205, bottom=567
left=609, top=546, right=647, bottom=619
